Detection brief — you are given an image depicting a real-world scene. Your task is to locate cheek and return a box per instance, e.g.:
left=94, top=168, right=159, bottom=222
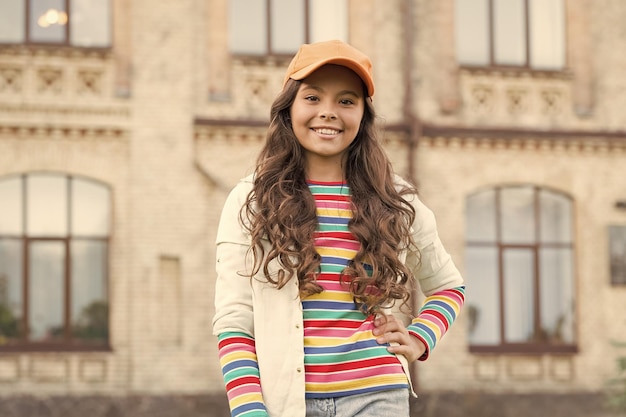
left=350, top=113, right=365, bottom=133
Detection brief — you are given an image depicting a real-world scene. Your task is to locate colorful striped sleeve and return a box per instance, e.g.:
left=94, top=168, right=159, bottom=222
left=217, top=332, right=269, bottom=417
left=407, top=286, right=465, bottom=361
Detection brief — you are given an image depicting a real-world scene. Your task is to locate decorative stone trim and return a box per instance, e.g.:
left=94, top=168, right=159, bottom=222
left=0, top=125, right=128, bottom=140
left=420, top=135, right=626, bottom=153
left=0, top=103, right=130, bottom=119
left=0, top=67, right=23, bottom=93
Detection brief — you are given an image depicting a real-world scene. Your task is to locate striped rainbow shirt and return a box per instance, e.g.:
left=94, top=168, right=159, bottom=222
left=303, top=181, right=408, bottom=397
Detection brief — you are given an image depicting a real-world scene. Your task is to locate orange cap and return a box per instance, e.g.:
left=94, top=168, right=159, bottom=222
left=283, top=40, right=375, bottom=97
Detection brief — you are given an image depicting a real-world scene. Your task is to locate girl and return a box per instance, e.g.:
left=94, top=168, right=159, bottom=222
left=213, top=40, right=465, bottom=417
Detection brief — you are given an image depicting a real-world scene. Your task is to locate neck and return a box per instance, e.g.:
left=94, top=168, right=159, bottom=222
left=305, top=157, right=346, bottom=183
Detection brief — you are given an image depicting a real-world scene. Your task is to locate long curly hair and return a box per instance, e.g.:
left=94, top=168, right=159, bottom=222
left=240, top=78, right=419, bottom=316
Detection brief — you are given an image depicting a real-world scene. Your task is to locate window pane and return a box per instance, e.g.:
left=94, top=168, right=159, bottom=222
left=29, top=241, right=65, bottom=341
left=466, top=247, right=500, bottom=345
left=71, top=179, right=110, bottom=237
left=503, top=248, right=534, bottom=343
left=529, top=0, right=565, bottom=69
left=466, top=189, right=496, bottom=242
left=30, top=0, right=68, bottom=44
left=539, top=190, right=571, bottom=243
left=309, top=0, right=348, bottom=43
left=0, top=0, right=25, bottom=43
left=0, top=240, right=23, bottom=342
left=455, top=0, right=490, bottom=65
left=493, top=0, right=526, bottom=66
left=230, top=0, right=267, bottom=54
left=70, top=0, right=112, bottom=47
left=500, top=187, right=535, bottom=243
left=271, top=0, right=304, bottom=54
left=0, top=177, right=22, bottom=235
left=540, top=248, right=575, bottom=343
left=26, top=175, right=68, bottom=237
left=609, top=226, right=626, bottom=285
left=71, top=240, right=108, bottom=342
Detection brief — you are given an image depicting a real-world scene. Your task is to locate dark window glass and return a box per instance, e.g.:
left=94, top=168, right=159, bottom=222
left=609, top=225, right=626, bottom=285
left=29, top=241, right=65, bottom=342
left=0, top=240, right=23, bottom=342
left=71, top=240, right=108, bottom=342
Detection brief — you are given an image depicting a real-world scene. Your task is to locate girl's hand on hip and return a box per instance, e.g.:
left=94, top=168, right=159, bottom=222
left=373, top=314, right=426, bottom=363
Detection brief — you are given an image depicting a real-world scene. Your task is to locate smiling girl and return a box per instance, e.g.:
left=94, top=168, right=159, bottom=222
left=213, top=40, right=465, bottom=417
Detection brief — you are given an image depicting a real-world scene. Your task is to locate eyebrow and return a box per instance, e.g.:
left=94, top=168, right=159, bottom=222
left=300, top=84, right=362, bottom=98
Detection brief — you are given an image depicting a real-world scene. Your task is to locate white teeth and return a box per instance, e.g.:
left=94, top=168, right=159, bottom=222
left=315, top=128, right=340, bottom=135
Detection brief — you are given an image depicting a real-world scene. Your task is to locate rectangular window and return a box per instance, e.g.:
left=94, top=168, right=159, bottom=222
left=0, top=1, right=26, bottom=43
left=540, top=248, right=575, bottom=343
left=609, top=225, right=626, bottom=285
left=0, top=177, right=22, bottom=236
left=71, top=240, right=108, bottom=342
left=29, top=241, right=65, bottom=342
left=0, top=240, right=23, bottom=342
left=466, top=247, right=500, bottom=345
left=503, top=248, right=535, bottom=343
left=455, top=0, right=489, bottom=66
left=455, top=0, right=565, bottom=70
left=71, top=0, right=112, bottom=47
left=30, top=0, right=67, bottom=44
left=270, top=0, right=306, bottom=54
left=493, top=0, right=526, bottom=66
left=529, top=0, right=565, bottom=69
left=230, top=0, right=348, bottom=55
left=229, top=0, right=268, bottom=54
left=0, top=0, right=111, bottom=47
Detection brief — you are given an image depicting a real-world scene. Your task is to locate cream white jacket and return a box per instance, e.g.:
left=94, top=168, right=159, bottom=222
left=212, top=174, right=464, bottom=417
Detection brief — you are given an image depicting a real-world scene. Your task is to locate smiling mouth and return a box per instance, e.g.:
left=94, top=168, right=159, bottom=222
left=312, top=128, right=341, bottom=135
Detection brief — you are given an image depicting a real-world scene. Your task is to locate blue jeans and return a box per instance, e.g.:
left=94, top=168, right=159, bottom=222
left=305, top=389, right=410, bottom=417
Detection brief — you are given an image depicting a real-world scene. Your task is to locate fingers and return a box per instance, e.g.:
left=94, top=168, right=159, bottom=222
left=372, top=314, right=409, bottom=343
left=373, top=314, right=405, bottom=334
left=372, top=314, right=426, bottom=362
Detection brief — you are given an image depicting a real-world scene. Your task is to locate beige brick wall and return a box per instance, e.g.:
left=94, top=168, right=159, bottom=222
left=0, top=0, right=625, bottom=400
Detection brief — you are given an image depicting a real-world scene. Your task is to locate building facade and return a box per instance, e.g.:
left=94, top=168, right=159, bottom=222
left=1, top=0, right=625, bottom=415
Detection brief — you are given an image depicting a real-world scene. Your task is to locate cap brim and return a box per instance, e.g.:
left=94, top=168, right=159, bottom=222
left=288, top=57, right=375, bottom=97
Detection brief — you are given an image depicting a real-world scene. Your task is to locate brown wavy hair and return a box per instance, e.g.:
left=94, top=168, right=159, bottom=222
left=241, top=78, right=419, bottom=316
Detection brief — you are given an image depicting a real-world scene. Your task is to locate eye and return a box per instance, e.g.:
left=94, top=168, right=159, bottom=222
left=304, top=95, right=319, bottom=102
left=339, top=98, right=355, bottom=105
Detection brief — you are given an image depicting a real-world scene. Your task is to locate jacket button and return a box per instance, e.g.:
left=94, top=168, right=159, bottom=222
left=296, top=368, right=302, bottom=373
left=295, top=324, right=300, bottom=329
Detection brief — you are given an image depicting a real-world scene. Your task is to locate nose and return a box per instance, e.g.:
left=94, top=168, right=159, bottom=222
left=319, top=110, right=337, bottom=120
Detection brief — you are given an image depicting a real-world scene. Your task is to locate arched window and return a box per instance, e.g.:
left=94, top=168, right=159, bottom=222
left=0, top=173, right=110, bottom=351
left=465, top=185, right=576, bottom=353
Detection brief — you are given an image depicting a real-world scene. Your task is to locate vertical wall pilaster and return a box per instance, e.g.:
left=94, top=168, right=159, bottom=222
left=567, top=0, right=594, bottom=117
left=206, top=0, right=232, bottom=101
left=436, top=0, right=461, bottom=114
